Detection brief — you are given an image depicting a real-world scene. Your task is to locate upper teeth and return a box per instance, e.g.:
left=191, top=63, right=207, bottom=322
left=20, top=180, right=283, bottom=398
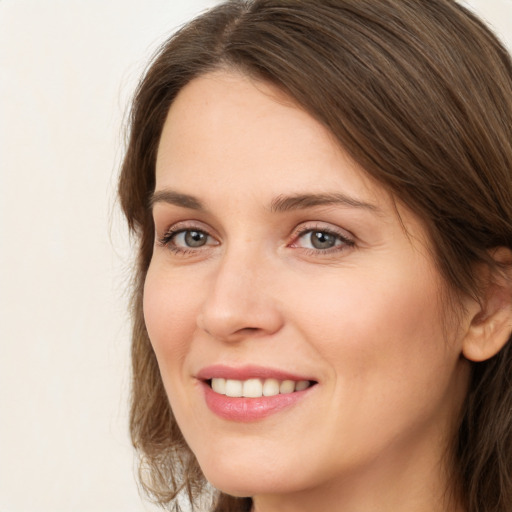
left=211, top=378, right=310, bottom=398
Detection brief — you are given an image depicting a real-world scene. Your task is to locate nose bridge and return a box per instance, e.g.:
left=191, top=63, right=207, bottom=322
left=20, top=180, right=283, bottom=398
left=198, top=240, right=282, bottom=341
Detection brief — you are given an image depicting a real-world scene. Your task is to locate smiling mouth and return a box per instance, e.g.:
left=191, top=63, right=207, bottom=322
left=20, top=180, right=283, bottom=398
left=208, top=378, right=316, bottom=398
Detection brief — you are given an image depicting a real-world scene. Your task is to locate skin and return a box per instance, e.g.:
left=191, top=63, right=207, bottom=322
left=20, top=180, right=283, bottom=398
left=144, top=70, right=475, bottom=512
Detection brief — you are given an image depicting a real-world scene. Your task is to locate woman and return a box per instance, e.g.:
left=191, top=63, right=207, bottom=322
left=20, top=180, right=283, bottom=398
left=118, top=1, right=512, bottom=511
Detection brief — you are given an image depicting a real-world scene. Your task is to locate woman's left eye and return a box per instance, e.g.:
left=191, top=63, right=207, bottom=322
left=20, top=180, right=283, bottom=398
left=291, top=228, right=354, bottom=252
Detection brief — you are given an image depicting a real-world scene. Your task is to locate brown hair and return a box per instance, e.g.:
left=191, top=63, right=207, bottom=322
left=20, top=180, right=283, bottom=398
left=118, top=1, right=512, bottom=510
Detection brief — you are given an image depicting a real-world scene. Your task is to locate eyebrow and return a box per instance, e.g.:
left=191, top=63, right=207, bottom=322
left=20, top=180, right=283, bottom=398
left=269, top=192, right=380, bottom=213
left=150, top=189, right=380, bottom=214
left=150, top=190, right=205, bottom=211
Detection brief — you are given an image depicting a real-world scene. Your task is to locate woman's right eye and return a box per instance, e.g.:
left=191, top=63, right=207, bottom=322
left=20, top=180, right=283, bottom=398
left=159, top=228, right=219, bottom=252
left=173, top=230, right=209, bottom=248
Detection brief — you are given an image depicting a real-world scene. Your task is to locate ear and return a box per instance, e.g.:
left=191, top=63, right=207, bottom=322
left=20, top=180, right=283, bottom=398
left=462, top=248, right=512, bottom=362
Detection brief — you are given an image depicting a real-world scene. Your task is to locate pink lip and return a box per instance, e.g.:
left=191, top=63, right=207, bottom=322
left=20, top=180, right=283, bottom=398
left=197, top=364, right=313, bottom=382
left=196, top=365, right=317, bottom=422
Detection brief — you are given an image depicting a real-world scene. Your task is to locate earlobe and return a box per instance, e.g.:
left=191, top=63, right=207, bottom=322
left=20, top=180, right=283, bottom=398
left=462, top=248, right=512, bottom=362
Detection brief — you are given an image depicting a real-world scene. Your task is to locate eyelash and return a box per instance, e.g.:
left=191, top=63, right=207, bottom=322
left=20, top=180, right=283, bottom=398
left=157, top=223, right=355, bottom=256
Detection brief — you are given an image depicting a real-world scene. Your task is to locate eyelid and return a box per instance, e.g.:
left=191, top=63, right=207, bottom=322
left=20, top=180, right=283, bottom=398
left=290, top=221, right=354, bottom=240
left=156, top=219, right=214, bottom=238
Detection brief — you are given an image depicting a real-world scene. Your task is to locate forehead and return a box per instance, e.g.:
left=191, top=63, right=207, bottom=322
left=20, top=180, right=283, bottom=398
left=156, top=70, right=380, bottom=202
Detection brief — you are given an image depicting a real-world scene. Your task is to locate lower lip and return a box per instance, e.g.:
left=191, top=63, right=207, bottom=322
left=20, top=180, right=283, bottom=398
left=202, top=382, right=312, bottom=422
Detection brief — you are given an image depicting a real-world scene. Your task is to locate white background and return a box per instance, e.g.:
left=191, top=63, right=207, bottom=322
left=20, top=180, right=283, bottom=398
left=1, top=1, right=511, bottom=511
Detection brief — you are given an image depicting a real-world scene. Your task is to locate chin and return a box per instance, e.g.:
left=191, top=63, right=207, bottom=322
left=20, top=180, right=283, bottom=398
left=200, top=455, right=304, bottom=498
left=207, top=476, right=287, bottom=500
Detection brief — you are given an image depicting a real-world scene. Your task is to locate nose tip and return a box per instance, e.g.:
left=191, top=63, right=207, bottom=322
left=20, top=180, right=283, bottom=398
left=197, top=306, right=281, bottom=342
left=197, top=264, right=284, bottom=343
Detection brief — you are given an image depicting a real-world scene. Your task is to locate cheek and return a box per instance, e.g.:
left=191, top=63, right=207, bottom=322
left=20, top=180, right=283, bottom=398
left=283, top=264, right=464, bottom=464
left=143, top=264, right=200, bottom=374
left=291, top=262, right=454, bottom=390
left=143, top=264, right=211, bottom=444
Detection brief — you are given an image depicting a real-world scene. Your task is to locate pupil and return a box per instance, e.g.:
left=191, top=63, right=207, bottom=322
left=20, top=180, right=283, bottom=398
left=311, top=231, right=335, bottom=249
left=185, top=231, right=206, bottom=247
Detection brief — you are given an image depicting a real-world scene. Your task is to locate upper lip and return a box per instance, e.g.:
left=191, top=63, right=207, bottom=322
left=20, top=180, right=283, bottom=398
left=196, top=364, right=316, bottom=382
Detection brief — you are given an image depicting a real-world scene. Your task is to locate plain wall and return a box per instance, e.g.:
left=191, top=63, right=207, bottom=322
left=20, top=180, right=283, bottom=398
left=1, top=1, right=511, bottom=511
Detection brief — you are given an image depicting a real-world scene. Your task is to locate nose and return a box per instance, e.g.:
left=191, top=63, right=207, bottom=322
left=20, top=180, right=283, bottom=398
left=197, top=249, right=284, bottom=343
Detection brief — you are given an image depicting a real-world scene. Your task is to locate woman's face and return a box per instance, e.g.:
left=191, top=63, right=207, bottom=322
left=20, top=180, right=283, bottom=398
left=144, top=70, right=471, bottom=508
